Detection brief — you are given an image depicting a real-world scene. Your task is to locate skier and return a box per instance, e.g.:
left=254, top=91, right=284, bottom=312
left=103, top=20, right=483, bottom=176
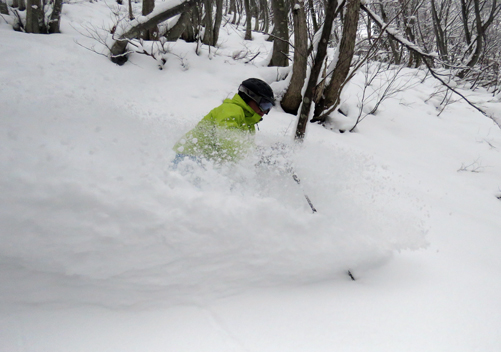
left=172, top=78, right=275, bottom=166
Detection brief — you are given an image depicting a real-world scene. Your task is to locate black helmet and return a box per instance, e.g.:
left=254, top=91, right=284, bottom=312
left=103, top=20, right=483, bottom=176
left=238, top=78, right=275, bottom=114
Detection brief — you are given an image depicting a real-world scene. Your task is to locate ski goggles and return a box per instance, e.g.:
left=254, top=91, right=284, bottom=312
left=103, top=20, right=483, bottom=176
left=258, top=99, right=274, bottom=114
left=238, top=85, right=275, bottom=114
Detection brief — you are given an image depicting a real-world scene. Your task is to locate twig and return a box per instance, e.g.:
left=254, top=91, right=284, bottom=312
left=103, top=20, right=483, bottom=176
left=244, top=51, right=261, bottom=64
left=423, top=58, right=501, bottom=129
left=361, top=3, right=501, bottom=130
left=457, top=159, right=484, bottom=173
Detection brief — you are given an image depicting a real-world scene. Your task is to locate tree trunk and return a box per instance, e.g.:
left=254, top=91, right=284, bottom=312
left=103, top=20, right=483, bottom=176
left=379, top=3, right=400, bottom=64
left=141, top=0, right=159, bottom=40
left=460, top=0, right=472, bottom=45
left=142, top=0, right=154, bottom=16
left=229, top=0, right=235, bottom=16
left=181, top=5, right=200, bottom=42
left=397, top=0, right=420, bottom=68
left=213, top=0, right=224, bottom=45
left=166, top=8, right=192, bottom=41
left=231, top=0, right=238, bottom=24
left=48, top=0, right=64, bottom=34
left=25, top=0, right=45, bottom=33
left=260, top=0, right=269, bottom=32
left=313, top=0, right=360, bottom=121
left=458, top=0, right=500, bottom=78
left=308, top=0, right=318, bottom=33
left=0, top=0, right=8, bottom=15
left=236, top=0, right=243, bottom=26
left=295, top=0, right=340, bottom=140
left=243, top=0, right=252, bottom=39
left=202, top=0, right=214, bottom=45
left=281, top=0, right=308, bottom=115
left=18, top=0, right=26, bottom=11
left=431, top=0, right=448, bottom=62
left=269, top=0, right=289, bottom=66
left=251, top=0, right=257, bottom=31
left=365, top=11, right=372, bottom=47
left=128, top=0, right=134, bottom=20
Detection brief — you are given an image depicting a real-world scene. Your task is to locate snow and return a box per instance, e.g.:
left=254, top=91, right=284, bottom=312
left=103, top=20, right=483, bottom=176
left=1, top=1, right=501, bottom=351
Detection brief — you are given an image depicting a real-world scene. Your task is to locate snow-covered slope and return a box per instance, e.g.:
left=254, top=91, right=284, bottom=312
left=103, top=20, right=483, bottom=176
left=1, top=1, right=500, bottom=351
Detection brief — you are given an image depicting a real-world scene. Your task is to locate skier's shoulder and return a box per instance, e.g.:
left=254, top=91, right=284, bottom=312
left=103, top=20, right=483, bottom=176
left=210, top=97, right=247, bottom=124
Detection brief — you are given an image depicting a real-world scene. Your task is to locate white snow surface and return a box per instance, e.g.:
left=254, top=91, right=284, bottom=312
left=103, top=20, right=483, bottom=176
left=1, top=1, right=501, bottom=351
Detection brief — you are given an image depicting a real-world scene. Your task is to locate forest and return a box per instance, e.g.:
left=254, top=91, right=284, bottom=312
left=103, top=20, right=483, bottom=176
left=3, top=0, right=500, bottom=135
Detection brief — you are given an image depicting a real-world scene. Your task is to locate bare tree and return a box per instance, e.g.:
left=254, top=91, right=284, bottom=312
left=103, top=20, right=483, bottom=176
left=458, top=0, right=501, bottom=78
left=312, top=0, right=361, bottom=123
left=295, top=0, right=342, bottom=139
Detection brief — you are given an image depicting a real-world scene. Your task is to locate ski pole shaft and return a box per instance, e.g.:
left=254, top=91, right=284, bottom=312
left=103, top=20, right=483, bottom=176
left=292, top=173, right=317, bottom=213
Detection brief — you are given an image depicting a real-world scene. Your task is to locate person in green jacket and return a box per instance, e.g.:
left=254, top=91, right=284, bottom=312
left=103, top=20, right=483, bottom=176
left=172, top=78, right=275, bottom=165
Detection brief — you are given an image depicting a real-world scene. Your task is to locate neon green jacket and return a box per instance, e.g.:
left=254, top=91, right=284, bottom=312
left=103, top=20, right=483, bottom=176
left=173, top=94, right=262, bottom=162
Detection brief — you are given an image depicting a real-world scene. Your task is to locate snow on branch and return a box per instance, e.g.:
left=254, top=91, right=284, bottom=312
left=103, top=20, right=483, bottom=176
left=360, top=3, right=436, bottom=61
left=109, top=0, right=200, bottom=64
left=360, top=3, right=500, bottom=129
left=113, top=0, right=186, bottom=39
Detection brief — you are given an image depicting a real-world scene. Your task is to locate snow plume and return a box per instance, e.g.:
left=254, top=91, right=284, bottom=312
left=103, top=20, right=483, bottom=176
left=1, top=97, right=427, bottom=308
left=0, top=10, right=428, bottom=311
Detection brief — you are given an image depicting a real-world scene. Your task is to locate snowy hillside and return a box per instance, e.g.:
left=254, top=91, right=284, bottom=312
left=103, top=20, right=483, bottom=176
left=1, top=1, right=501, bottom=351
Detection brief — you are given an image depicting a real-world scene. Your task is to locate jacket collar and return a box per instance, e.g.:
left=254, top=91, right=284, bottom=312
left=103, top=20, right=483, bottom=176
left=226, top=94, right=263, bottom=125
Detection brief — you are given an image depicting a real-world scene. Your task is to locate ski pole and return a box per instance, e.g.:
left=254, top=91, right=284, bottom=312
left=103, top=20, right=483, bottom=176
left=291, top=173, right=317, bottom=213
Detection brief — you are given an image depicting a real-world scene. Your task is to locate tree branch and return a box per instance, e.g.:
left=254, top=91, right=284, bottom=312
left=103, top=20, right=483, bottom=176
left=110, top=0, right=201, bottom=64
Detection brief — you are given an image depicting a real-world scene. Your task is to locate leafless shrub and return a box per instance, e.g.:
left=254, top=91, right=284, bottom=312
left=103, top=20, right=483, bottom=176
left=425, top=85, right=461, bottom=117
left=72, top=4, right=191, bottom=70
left=71, top=2, right=131, bottom=58
left=350, top=62, right=422, bottom=131
left=457, top=159, right=484, bottom=173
